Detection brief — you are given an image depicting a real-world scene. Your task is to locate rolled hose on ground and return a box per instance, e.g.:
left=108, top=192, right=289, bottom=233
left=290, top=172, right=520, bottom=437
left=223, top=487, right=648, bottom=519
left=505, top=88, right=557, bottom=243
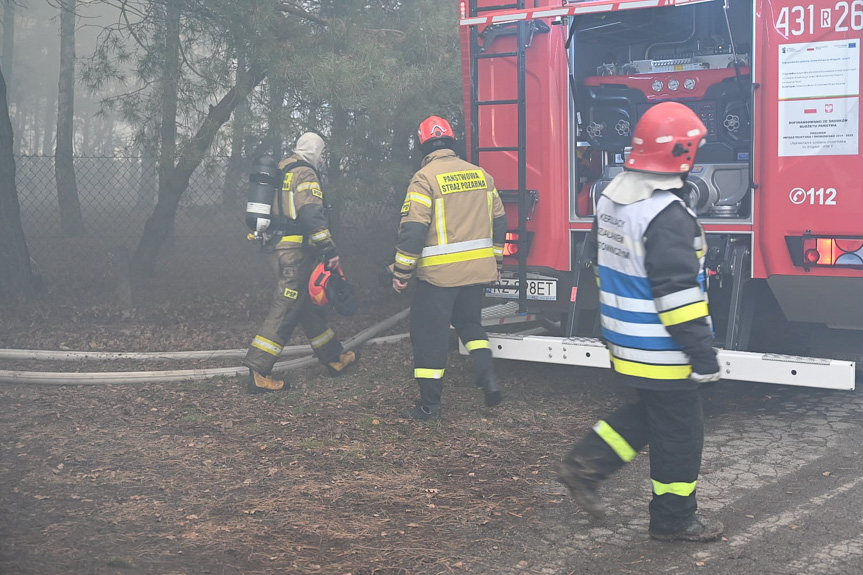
left=0, top=308, right=410, bottom=386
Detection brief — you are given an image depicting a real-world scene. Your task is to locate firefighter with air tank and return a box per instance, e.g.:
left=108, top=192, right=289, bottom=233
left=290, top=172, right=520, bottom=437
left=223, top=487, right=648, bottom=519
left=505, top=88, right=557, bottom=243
left=243, top=132, right=359, bottom=394
left=387, top=116, right=508, bottom=421
left=555, top=102, right=724, bottom=542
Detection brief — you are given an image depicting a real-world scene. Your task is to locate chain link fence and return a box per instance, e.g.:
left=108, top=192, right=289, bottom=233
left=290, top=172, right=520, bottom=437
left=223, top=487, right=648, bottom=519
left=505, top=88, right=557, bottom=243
left=16, top=156, right=401, bottom=306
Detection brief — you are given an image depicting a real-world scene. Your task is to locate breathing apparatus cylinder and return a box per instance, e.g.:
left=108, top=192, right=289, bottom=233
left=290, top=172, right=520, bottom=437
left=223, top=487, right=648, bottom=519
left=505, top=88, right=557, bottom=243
left=246, top=156, right=280, bottom=235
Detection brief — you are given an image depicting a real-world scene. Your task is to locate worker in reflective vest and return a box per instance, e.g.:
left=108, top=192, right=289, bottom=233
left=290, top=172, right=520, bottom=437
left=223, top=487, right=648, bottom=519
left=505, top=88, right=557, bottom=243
left=555, top=102, right=724, bottom=542
left=243, top=132, right=358, bottom=394
left=389, top=115, right=507, bottom=421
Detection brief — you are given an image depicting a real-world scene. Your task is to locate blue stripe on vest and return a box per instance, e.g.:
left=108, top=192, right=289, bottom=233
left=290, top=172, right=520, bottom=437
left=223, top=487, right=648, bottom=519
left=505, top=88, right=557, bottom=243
left=602, top=328, right=683, bottom=351
left=598, top=267, right=653, bottom=300
left=600, top=303, right=661, bottom=325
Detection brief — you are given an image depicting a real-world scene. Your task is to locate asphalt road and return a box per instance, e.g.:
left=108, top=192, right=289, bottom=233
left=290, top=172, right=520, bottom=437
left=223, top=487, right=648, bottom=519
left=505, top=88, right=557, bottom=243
left=485, top=377, right=863, bottom=575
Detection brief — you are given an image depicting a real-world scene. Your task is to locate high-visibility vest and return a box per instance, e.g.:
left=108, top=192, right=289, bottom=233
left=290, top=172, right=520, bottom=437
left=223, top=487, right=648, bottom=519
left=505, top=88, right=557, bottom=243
left=596, top=190, right=709, bottom=381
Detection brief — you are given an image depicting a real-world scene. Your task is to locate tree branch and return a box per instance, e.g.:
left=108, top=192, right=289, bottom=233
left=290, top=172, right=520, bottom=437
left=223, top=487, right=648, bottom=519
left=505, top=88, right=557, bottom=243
left=277, top=2, right=330, bottom=27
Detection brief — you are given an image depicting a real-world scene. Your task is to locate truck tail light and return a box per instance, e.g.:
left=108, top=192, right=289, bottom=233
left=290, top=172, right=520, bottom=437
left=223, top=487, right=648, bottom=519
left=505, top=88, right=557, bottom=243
left=786, top=234, right=863, bottom=270
left=504, top=232, right=519, bottom=256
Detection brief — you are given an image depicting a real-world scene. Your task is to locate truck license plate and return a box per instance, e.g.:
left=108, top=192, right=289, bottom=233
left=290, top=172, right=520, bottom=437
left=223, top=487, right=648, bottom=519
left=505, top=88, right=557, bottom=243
left=486, top=277, right=557, bottom=301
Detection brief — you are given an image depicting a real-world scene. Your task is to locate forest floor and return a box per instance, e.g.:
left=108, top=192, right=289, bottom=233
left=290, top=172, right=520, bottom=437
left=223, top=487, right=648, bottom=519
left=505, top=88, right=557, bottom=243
left=0, top=235, right=625, bottom=575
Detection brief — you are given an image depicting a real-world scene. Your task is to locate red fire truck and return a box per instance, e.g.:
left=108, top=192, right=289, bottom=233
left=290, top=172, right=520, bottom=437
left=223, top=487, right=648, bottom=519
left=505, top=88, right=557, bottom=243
left=458, top=0, right=862, bottom=389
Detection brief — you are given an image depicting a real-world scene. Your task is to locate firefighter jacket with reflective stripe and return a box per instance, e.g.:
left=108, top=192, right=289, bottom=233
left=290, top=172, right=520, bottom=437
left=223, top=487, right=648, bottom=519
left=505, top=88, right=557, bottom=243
left=275, top=154, right=337, bottom=259
left=592, top=189, right=715, bottom=391
left=393, top=149, right=507, bottom=287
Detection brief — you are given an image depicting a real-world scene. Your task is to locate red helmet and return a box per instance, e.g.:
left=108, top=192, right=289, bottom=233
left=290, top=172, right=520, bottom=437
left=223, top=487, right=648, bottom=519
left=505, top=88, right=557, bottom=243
left=417, top=116, right=454, bottom=146
left=625, top=102, right=708, bottom=175
left=309, top=263, right=357, bottom=316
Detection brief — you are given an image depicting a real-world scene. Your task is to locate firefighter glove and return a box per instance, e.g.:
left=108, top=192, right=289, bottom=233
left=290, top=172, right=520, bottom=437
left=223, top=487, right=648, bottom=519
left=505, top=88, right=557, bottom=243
left=378, top=263, right=395, bottom=287
left=689, top=350, right=721, bottom=383
left=690, top=370, right=721, bottom=383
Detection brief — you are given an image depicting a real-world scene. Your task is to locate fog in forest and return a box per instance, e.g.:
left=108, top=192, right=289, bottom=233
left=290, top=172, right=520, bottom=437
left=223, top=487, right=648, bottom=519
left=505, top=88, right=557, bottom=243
left=2, top=1, right=136, bottom=156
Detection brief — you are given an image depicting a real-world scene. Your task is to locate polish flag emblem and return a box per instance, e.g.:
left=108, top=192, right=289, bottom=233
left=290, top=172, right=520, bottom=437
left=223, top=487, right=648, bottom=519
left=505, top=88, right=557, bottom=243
left=825, top=103, right=834, bottom=113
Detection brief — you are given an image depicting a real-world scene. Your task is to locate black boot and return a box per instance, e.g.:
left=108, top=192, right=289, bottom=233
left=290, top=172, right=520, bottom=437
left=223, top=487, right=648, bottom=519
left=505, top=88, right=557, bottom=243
left=476, top=371, right=502, bottom=407
left=554, top=457, right=606, bottom=518
left=649, top=513, right=724, bottom=542
left=401, top=403, right=442, bottom=421
left=403, top=379, right=442, bottom=421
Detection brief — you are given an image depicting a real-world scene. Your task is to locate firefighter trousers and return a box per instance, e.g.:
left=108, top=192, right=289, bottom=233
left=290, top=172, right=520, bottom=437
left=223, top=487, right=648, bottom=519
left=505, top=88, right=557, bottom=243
left=243, top=246, right=343, bottom=376
left=409, top=280, right=493, bottom=408
left=563, top=386, right=704, bottom=527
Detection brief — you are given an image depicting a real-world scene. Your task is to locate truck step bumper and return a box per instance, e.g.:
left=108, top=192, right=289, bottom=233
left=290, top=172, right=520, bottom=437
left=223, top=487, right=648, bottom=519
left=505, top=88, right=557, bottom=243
left=467, top=334, right=855, bottom=390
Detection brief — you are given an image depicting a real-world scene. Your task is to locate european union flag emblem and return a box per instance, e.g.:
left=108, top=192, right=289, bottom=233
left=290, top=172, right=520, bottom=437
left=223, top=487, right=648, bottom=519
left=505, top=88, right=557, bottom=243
left=850, top=42, right=857, bottom=48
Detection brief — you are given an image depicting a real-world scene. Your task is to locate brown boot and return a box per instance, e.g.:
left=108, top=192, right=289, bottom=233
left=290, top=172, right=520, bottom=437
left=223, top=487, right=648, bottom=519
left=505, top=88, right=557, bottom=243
left=326, top=350, right=360, bottom=376
left=248, top=369, right=289, bottom=394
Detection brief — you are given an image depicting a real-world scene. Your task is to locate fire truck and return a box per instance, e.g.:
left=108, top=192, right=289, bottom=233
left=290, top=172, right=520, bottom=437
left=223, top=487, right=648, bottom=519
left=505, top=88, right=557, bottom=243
left=458, top=0, right=862, bottom=389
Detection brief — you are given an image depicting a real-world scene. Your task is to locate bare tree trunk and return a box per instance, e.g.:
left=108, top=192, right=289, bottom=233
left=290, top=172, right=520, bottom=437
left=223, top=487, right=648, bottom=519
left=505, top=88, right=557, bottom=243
left=137, top=133, right=157, bottom=209
left=54, top=0, right=84, bottom=236
left=133, top=66, right=267, bottom=276
left=102, top=115, right=114, bottom=155
left=2, top=1, right=14, bottom=96
left=392, top=119, right=413, bottom=201
left=221, top=43, right=248, bottom=211
left=80, top=109, right=91, bottom=154
left=267, top=76, right=285, bottom=158
left=41, top=90, right=56, bottom=156
left=327, top=105, right=348, bottom=242
left=0, top=66, right=34, bottom=303
left=152, top=0, right=181, bottom=253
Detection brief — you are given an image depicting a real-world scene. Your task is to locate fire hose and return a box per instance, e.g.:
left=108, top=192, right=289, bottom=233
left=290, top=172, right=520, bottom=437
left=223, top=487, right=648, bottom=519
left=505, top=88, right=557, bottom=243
left=0, top=303, right=545, bottom=386
left=0, top=308, right=410, bottom=386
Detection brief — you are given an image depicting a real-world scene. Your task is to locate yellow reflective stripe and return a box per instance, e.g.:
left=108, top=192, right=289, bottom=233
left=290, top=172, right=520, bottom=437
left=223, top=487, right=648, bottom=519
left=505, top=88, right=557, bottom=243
left=414, top=368, right=445, bottom=379
left=464, top=339, right=490, bottom=351
left=395, top=252, right=417, bottom=266
left=407, top=192, right=432, bottom=207
left=592, top=420, right=638, bottom=462
left=652, top=479, right=697, bottom=497
left=609, top=355, right=692, bottom=380
left=279, top=235, right=304, bottom=244
left=310, top=229, right=331, bottom=242
left=310, top=328, right=335, bottom=349
left=251, top=336, right=283, bottom=357
left=435, top=198, right=447, bottom=246
left=487, top=191, right=494, bottom=237
left=493, top=246, right=504, bottom=257
left=297, top=182, right=320, bottom=192
left=421, top=238, right=491, bottom=257
left=658, top=301, right=710, bottom=326
left=280, top=172, right=297, bottom=218
left=417, top=247, right=495, bottom=268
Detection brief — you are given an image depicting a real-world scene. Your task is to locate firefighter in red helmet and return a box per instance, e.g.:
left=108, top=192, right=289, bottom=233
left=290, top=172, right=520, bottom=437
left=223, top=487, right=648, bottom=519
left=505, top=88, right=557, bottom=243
left=555, top=102, right=724, bottom=541
left=243, top=132, right=359, bottom=393
left=388, top=115, right=508, bottom=420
